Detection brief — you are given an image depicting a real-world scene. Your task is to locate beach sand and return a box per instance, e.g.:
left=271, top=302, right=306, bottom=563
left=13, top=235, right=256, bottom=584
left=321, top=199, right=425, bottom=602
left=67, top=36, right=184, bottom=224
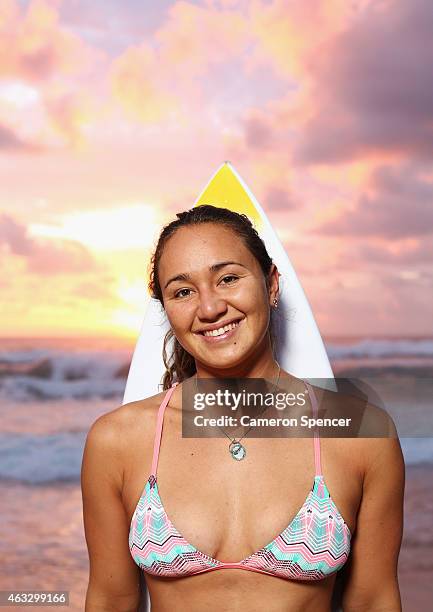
left=0, top=465, right=431, bottom=611
left=0, top=482, right=87, bottom=611
left=399, top=464, right=433, bottom=609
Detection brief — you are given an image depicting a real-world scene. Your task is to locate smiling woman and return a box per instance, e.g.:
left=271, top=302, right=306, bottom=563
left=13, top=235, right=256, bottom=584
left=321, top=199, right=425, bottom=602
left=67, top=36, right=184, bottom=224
left=150, top=205, right=280, bottom=387
left=81, top=205, right=404, bottom=612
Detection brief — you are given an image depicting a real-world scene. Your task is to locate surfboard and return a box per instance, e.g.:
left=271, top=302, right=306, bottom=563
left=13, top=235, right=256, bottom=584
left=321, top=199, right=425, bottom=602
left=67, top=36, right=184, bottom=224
left=123, top=161, right=337, bottom=612
left=123, top=161, right=334, bottom=405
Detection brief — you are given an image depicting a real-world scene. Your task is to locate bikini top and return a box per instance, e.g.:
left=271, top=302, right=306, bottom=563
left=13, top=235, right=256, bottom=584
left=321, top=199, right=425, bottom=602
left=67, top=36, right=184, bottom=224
left=129, top=380, right=352, bottom=581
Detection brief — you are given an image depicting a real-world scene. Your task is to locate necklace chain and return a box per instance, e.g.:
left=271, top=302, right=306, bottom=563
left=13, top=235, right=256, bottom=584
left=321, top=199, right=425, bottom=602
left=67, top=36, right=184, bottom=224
left=194, top=362, right=281, bottom=460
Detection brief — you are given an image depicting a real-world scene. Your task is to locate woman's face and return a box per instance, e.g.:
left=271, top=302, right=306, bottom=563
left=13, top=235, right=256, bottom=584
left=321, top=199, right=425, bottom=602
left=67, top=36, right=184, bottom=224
left=158, top=223, right=279, bottom=372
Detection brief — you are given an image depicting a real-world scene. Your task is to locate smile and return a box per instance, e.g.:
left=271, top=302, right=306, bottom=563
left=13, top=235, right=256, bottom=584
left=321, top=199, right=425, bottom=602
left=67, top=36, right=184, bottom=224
left=197, top=318, right=244, bottom=342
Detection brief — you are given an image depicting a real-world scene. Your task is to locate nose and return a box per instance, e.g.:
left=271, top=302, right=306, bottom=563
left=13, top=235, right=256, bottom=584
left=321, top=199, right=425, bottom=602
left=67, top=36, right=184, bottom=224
left=196, top=289, right=228, bottom=321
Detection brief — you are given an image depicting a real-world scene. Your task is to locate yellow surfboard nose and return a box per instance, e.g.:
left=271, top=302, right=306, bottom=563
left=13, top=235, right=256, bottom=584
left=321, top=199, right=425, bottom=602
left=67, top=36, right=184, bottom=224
left=194, top=161, right=263, bottom=232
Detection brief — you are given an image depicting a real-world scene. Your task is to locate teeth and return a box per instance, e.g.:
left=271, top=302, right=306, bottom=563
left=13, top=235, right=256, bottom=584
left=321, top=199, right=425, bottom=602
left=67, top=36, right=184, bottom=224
left=203, top=320, right=240, bottom=337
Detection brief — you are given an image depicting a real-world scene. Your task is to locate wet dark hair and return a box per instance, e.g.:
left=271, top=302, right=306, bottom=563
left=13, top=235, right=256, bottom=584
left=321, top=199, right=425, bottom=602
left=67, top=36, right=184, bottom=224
left=148, top=205, right=277, bottom=390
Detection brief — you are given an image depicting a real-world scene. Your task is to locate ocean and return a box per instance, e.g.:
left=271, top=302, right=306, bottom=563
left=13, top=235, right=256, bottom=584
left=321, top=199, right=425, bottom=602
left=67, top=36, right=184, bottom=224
left=0, top=336, right=432, bottom=609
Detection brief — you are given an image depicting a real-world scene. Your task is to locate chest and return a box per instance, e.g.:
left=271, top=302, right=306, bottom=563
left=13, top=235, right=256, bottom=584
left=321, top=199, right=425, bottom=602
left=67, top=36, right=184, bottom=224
left=125, top=412, right=362, bottom=563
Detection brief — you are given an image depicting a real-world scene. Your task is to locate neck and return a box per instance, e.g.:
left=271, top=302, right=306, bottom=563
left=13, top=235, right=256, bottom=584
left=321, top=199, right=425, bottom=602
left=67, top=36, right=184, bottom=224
left=194, top=342, right=280, bottom=381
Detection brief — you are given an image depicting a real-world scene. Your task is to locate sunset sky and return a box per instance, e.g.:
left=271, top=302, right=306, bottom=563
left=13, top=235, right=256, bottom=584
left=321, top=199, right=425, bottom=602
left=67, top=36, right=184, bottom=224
left=0, top=0, right=432, bottom=339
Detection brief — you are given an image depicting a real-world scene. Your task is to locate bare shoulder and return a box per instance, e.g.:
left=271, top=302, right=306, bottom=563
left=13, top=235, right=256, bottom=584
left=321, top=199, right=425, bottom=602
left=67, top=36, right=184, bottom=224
left=92, top=392, right=165, bottom=431
left=83, top=391, right=167, bottom=486
left=316, top=382, right=403, bottom=479
left=81, top=393, right=171, bottom=608
left=341, top=388, right=404, bottom=479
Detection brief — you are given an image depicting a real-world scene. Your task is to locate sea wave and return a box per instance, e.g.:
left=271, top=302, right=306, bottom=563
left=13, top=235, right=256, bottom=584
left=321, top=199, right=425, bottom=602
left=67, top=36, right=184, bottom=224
left=1, top=338, right=432, bottom=402
left=327, top=338, right=433, bottom=360
left=0, top=347, right=130, bottom=401
left=0, top=432, right=86, bottom=484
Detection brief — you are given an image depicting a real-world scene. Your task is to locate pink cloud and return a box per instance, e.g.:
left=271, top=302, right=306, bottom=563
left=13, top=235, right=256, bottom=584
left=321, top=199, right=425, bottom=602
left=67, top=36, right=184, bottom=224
left=71, top=280, right=117, bottom=301
left=227, top=1, right=432, bottom=169
left=292, top=0, right=433, bottom=164
left=43, top=89, right=97, bottom=146
left=249, top=0, right=366, bottom=79
left=154, top=1, right=248, bottom=75
left=0, top=0, right=101, bottom=82
left=314, top=164, right=433, bottom=239
left=0, top=121, right=42, bottom=152
left=243, top=110, right=274, bottom=150
left=354, top=238, right=433, bottom=266
left=265, top=186, right=299, bottom=211
left=0, top=1, right=106, bottom=148
left=0, top=213, right=99, bottom=275
left=110, top=1, right=251, bottom=122
left=313, top=274, right=433, bottom=336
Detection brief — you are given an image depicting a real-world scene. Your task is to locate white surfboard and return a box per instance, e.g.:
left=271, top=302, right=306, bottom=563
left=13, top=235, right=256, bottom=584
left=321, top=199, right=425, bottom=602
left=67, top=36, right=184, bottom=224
left=123, top=161, right=334, bottom=405
left=123, top=161, right=336, bottom=611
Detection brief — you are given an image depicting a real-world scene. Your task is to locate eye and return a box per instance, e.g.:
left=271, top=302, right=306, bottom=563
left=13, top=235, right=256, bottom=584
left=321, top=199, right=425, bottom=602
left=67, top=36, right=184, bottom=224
left=174, top=288, right=192, bottom=299
left=221, top=275, right=238, bottom=284
left=173, top=275, right=238, bottom=299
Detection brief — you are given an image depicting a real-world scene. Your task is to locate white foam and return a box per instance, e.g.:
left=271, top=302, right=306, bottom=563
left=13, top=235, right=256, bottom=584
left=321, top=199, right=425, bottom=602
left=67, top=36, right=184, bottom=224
left=326, top=338, right=433, bottom=359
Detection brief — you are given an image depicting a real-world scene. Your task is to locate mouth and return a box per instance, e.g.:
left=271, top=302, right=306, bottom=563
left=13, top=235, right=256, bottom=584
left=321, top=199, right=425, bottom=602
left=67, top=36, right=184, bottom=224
left=196, top=318, right=244, bottom=342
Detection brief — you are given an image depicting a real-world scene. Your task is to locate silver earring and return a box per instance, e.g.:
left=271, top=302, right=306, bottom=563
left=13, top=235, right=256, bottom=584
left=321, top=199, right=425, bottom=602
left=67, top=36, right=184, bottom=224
left=273, top=298, right=278, bottom=309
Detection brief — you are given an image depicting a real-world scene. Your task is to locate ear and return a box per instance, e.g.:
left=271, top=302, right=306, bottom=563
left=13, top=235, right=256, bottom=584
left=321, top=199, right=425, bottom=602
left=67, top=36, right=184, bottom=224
left=268, top=263, right=280, bottom=305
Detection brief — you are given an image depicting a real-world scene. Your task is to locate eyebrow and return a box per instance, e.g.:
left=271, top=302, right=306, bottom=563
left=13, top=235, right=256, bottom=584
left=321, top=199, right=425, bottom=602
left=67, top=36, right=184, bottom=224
left=163, top=261, right=247, bottom=290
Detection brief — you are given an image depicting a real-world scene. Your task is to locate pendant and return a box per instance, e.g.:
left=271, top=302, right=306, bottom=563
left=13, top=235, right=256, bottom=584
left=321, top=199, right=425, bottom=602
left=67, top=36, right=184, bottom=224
left=229, top=441, right=246, bottom=461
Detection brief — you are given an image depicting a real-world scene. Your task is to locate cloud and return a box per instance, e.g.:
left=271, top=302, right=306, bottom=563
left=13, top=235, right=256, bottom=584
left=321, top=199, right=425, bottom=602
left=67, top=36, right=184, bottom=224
left=314, top=164, right=433, bottom=239
left=110, top=1, right=251, bottom=122
left=235, top=1, right=432, bottom=167
left=0, top=213, right=32, bottom=255
left=292, top=0, right=433, bottom=164
left=314, top=270, right=433, bottom=336
left=71, top=280, right=117, bottom=301
left=110, top=45, right=177, bottom=123
left=243, top=112, right=274, bottom=150
left=0, top=0, right=101, bottom=83
left=356, top=239, right=433, bottom=265
left=0, top=213, right=99, bottom=274
left=43, top=89, right=97, bottom=146
left=265, top=186, right=299, bottom=211
left=0, top=121, right=42, bottom=152
left=0, top=1, right=105, bottom=149
left=249, top=0, right=363, bottom=79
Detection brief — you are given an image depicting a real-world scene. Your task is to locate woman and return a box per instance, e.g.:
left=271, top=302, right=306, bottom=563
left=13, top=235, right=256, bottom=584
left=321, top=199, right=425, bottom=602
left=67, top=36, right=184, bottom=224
left=81, top=205, right=405, bottom=611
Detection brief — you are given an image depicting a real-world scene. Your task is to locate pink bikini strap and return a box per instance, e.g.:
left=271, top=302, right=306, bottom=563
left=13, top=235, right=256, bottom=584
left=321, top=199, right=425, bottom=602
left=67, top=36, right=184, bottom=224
left=304, top=381, right=323, bottom=476
left=151, top=381, right=179, bottom=477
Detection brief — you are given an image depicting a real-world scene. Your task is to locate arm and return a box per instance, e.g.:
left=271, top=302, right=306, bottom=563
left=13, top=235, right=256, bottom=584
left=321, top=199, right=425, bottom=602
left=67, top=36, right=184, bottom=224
left=81, top=411, right=141, bottom=612
left=341, top=435, right=405, bottom=611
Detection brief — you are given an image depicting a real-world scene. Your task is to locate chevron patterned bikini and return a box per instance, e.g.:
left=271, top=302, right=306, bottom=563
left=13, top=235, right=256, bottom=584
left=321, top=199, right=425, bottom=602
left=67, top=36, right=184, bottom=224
left=129, top=380, right=352, bottom=580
